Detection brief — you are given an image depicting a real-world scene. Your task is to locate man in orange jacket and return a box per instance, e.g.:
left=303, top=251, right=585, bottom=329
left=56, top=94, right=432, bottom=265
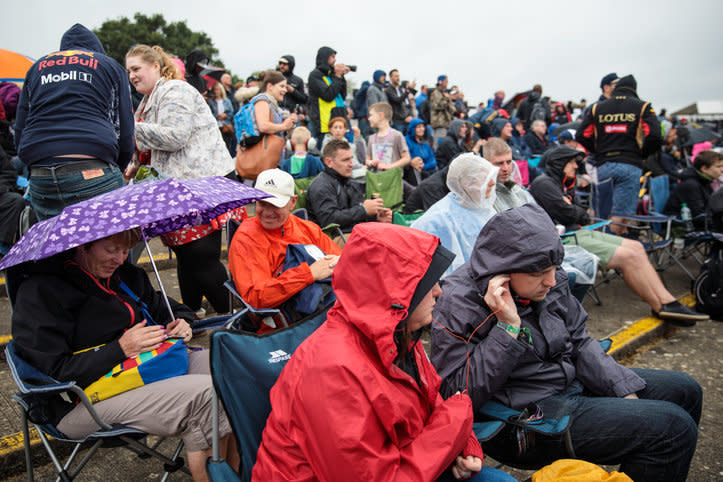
left=228, top=169, right=341, bottom=320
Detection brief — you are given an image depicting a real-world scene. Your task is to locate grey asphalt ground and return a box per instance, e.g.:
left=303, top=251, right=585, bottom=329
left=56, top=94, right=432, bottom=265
left=0, top=245, right=719, bottom=481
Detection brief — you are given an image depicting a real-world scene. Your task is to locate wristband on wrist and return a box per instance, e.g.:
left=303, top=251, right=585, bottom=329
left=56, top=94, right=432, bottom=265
left=497, top=320, right=520, bottom=337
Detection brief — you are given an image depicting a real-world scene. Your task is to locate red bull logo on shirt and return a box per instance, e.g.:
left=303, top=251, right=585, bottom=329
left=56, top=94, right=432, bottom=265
left=38, top=50, right=98, bottom=71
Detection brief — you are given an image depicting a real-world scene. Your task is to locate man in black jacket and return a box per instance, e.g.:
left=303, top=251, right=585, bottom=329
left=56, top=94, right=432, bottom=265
left=307, top=46, right=349, bottom=146
left=435, top=119, right=466, bottom=169
left=530, top=146, right=708, bottom=325
left=278, top=55, right=308, bottom=112
left=385, top=69, right=414, bottom=134
left=307, top=139, right=391, bottom=231
left=576, top=75, right=661, bottom=233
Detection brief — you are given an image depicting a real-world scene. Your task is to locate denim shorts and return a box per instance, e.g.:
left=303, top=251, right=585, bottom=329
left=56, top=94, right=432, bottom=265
left=596, top=161, right=642, bottom=215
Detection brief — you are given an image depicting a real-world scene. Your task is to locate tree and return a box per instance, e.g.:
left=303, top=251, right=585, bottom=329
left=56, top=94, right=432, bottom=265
left=93, top=13, right=223, bottom=68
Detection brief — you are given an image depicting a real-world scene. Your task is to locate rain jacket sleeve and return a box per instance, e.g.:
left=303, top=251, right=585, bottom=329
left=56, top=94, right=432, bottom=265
left=564, top=297, right=647, bottom=397
left=308, top=71, right=346, bottom=103
left=292, top=366, right=479, bottom=482
left=433, top=297, right=529, bottom=408
left=134, top=81, right=196, bottom=152
left=12, top=275, right=126, bottom=388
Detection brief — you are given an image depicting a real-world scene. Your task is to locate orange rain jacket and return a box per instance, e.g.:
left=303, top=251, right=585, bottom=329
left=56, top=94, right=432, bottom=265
left=228, top=214, right=341, bottom=310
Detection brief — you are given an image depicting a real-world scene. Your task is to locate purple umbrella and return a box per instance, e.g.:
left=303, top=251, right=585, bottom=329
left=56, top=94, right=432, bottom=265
left=0, top=176, right=269, bottom=316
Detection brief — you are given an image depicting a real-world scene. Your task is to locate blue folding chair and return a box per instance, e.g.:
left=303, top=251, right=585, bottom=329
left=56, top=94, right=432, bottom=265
left=473, top=339, right=612, bottom=470
left=205, top=302, right=331, bottom=481
left=5, top=341, right=189, bottom=482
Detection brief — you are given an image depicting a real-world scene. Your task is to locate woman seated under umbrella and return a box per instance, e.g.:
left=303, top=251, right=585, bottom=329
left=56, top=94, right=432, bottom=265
left=11, top=228, right=239, bottom=482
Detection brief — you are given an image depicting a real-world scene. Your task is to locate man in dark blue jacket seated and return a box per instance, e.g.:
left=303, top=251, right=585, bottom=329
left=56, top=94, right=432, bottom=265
left=430, top=204, right=702, bottom=482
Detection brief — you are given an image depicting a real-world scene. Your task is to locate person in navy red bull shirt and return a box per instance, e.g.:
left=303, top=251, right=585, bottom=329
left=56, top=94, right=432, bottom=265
left=14, top=24, right=133, bottom=221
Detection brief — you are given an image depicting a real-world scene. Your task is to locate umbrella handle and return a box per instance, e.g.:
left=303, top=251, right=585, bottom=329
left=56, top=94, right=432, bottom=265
left=142, top=233, right=176, bottom=322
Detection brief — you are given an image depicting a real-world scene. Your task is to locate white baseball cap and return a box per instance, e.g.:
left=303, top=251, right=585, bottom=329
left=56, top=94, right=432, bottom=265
left=255, top=169, right=295, bottom=208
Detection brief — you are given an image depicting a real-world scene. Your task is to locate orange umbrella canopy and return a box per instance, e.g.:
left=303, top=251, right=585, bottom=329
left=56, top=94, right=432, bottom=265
left=0, top=48, right=35, bottom=83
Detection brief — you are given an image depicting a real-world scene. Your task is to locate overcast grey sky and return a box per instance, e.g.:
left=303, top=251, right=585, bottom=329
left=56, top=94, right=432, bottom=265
left=3, top=0, right=722, bottom=112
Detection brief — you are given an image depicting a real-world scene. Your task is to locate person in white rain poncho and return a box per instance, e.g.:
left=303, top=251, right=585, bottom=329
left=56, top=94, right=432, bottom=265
left=411, top=153, right=498, bottom=277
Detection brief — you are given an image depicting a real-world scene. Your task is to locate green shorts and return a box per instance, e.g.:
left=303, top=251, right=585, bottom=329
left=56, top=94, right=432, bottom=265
left=568, top=229, right=623, bottom=269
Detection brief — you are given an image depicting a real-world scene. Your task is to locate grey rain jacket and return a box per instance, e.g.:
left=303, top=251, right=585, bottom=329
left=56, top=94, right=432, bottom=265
left=430, top=204, right=645, bottom=411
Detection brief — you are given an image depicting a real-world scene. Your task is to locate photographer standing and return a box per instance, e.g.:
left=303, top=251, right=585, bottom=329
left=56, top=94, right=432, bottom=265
left=307, top=46, right=349, bottom=146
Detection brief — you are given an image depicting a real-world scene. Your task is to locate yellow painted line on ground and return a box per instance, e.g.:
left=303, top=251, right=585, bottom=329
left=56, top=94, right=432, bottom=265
left=607, top=317, right=663, bottom=355
left=0, top=429, right=42, bottom=457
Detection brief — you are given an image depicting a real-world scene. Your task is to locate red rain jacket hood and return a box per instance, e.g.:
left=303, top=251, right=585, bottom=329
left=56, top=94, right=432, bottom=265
left=253, top=223, right=483, bottom=481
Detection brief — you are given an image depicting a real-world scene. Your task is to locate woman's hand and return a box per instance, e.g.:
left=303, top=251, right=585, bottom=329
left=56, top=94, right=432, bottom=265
left=451, top=455, right=482, bottom=480
left=217, top=112, right=228, bottom=121
left=118, top=321, right=167, bottom=358
left=283, top=113, right=298, bottom=130
left=166, top=318, right=193, bottom=343
left=123, top=158, right=140, bottom=182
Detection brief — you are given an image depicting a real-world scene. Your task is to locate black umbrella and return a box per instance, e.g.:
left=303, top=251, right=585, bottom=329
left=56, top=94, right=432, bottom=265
left=501, top=90, right=532, bottom=113
left=200, top=65, right=226, bottom=89
left=553, top=121, right=581, bottom=137
left=679, top=125, right=720, bottom=147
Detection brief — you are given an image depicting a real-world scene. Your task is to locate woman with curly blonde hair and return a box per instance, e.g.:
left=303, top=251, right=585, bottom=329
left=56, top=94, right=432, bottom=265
left=125, top=44, right=238, bottom=318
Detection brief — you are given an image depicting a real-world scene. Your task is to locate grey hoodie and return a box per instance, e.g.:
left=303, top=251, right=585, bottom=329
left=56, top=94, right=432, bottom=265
left=430, top=204, right=645, bottom=411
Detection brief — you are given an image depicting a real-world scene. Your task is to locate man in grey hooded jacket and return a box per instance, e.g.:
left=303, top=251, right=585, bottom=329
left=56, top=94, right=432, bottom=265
left=431, top=204, right=701, bottom=482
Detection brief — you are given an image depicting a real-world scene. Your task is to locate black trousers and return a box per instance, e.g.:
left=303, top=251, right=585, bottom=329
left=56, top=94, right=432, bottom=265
left=170, top=230, right=229, bottom=313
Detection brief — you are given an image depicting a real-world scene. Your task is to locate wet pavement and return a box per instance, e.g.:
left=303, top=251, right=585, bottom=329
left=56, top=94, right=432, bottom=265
left=0, top=244, right=719, bottom=481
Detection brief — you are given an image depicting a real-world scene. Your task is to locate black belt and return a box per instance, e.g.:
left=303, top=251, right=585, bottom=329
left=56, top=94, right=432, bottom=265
left=30, top=160, right=112, bottom=178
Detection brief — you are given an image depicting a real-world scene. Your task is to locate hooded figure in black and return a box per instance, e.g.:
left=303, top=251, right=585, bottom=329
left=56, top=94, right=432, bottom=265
left=307, top=46, right=347, bottom=137
left=185, top=50, right=209, bottom=95
left=435, top=119, right=465, bottom=169
left=529, top=146, right=589, bottom=231
left=278, top=55, right=308, bottom=112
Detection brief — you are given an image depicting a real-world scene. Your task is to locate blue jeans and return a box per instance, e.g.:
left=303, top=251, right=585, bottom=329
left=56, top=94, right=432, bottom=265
left=597, top=161, right=642, bottom=215
left=438, top=466, right=516, bottom=482
left=29, top=163, right=124, bottom=221
left=533, top=368, right=700, bottom=482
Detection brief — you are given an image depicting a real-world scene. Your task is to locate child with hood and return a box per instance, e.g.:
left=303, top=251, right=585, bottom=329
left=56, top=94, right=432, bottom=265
left=406, top=118, right=438, bottom=173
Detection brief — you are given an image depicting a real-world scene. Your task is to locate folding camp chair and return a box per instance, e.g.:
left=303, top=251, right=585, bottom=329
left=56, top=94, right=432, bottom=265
left=6, top=341, right=189, bottom=482
left=591, top=178, right=677, bottom=272
left=473, top=339, right=612, bottom=470
left=206, top=302, right=332, bottom=481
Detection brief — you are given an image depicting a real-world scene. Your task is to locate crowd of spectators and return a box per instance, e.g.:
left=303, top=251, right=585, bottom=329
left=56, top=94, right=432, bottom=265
left=2, top=29, right=722, bottom=482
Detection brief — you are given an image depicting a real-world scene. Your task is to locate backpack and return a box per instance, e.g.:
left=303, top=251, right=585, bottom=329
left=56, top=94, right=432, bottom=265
left=693, top=241, right=723, bottom=320
left=530, top=101, right=548, bottom=124
left=233, top=97, right=264, bottom=148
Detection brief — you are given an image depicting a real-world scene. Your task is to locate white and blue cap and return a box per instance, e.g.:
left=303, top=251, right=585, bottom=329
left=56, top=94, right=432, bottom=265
left=255, top=169, right=295, bottom=208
